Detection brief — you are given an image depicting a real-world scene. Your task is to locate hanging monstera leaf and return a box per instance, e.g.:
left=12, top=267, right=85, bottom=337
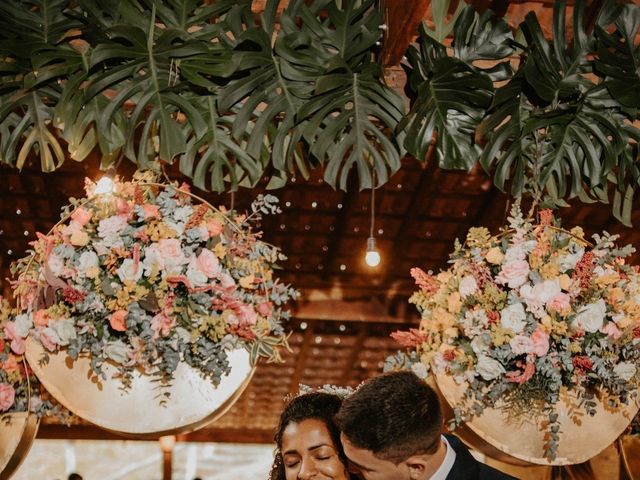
left=0, top=0, right=83, bottom=171
left=479, top=0, right=631, bottom=220
left=399, top=7, right=514, bottom=168
left=295, top=0, right=405, bottom=189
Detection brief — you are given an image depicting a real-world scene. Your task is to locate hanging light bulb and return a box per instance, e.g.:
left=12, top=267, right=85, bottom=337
left=364, top=176, right=381, bottom=268
left=365, top=236, right=381, bottom=267
left=94, top=176, right=116, bottom=195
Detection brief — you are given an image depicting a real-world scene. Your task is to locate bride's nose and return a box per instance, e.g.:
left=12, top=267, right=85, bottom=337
left=298, top=458, right=318, bottom=479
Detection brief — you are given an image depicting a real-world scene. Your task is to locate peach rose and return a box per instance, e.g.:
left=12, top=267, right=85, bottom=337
left=196, top=249, right=221, bottom=278
left=70, top=229, right=90, bottom=247
left=0, top=384, right=15, bottom=412
left=33, top=310, right=51, bottom=328
left=141, top=204, right=160, bottom=219
left=547, top=292, right=571, bottom=314
left=600, top=321, right=621, bottom=340
left=206, top=219, right=224, bottom=237
left=71, top=207, right=92, bottom=227
left=2, top=354, right=19, bottom=374
left=530, top=327, right=550, bottom=357
left=110, top=310, right=128, bottom=332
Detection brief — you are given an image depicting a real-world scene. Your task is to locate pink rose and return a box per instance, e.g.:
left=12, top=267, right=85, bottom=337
left=237, top=305, right=257, bottom=327
left=151, top=313, right=175, bottom=338
left=496, top=259, right=530, bottom=288
left=547, top=292, right=571, bottom=314
left=257, top=301, right=273, bottom=317
left=117, top=199, right=133, bottom=219
left=509, top=334, right=533, bottom=355
left=196, top=249, right=221, bottom=278
left=141, top=204, right=160, bottom=220
left=0, top=384, right=15, bottom=412
left=110, top=310, right=128, bottom=332
left=71, top=207, right=92, bottom=227
left=220, top=273, right=237, bottom=291
left=600, top=321, right=622, bottom=340
left=206, top=219, right=223, bottom=237
left=530, top=327, right=550, bottom=357
left=3, top=323, right=25, bottom=355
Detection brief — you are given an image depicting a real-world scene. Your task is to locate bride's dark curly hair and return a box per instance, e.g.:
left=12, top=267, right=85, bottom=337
left=269, top=392, right=355, bottom=480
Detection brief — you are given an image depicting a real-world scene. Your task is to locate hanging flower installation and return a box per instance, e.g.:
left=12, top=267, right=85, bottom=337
left=389, top=204, right=640, bottom=464
left=5, top=172, right=296, bottom=435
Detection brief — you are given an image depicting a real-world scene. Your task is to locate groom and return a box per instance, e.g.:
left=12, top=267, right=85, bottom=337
left=335, top=371, right=516, bottom=480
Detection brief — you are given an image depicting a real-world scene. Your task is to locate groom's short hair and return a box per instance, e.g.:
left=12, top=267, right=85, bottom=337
left=335, top=370, right=442, bottom=463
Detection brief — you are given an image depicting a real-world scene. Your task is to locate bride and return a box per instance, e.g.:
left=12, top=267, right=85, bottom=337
left=270, top=391, right=357, bottom=480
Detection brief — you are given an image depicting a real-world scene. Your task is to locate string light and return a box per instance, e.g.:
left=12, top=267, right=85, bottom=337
left=365, top=177, right=381, bottom=268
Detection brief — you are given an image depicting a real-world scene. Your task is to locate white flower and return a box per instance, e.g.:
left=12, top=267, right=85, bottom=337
left=104, top=341, right=131, bottom=365
left=509, top=334, right=533, bottom=355
left=142, top=244, right=165, bottom=276
left=77, top=251, right=99, bottom=274
left=500, top=303, right=527, bottom=333
left=47, top=253, right=65, bottom=277
left=471, top=335, right=490, bottom=355
left=572, top=299, right=607, bottom=333
left=557, top=248, right=584, bottom=272
left=461, top=309, right=489, bottom=337
left=614, top=362, right=637, bottom=382
left=14, top=314, right=32, bottom=338
left=476, top=354, right=505, bottom=381
left=172, top=206, right=193, bottom=223
left=410, top=362, right=429, bottom=379
left=97, top=216, right=128, bottom=248
left=520, top=279, right=561, bottom=318
left=49, top=319, right=76, bottom=346
left=496, top=259, right=530, bottom=288
left=458, top=276, right=479, bottom=298
left=185, top=258, right=208, bottom=287
left=116, top=259, right=143, bottom=284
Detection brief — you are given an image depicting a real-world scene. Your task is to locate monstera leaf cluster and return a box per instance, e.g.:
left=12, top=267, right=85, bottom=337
left=1, top=0, right=640, bottom=224
left=400, top=0, right=640, bottom=225
left=0, top=0, right=404, bottom=191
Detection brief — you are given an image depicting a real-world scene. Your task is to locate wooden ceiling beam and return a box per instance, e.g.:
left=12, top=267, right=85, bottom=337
left=380, top=0, right=431, bottom=68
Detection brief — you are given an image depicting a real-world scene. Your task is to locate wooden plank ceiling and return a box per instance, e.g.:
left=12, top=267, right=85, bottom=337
left=1, top=0, right=639, bottom=445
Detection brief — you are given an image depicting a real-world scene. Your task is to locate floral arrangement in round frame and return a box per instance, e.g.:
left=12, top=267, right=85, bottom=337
left=388, top=204, right=640, bottom=461
left=5, top=171, right=297, bottom=395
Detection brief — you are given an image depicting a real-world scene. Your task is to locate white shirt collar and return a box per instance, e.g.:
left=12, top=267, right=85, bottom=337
left=429, top=435, right=456, bottom=480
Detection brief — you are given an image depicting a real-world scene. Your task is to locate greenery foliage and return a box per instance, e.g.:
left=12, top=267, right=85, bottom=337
left=0, top=0, right=639, bottom=223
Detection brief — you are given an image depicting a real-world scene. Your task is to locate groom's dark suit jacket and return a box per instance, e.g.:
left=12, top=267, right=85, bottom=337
left=444, top=434, right=518, bottom=480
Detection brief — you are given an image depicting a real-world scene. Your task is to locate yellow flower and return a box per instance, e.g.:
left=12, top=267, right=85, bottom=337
left=540, top=315, right=552, bottom=332
left=614, top=315, right=632, bottom=329
left=86, top=266, right=100, bottom=279
left=214, top=243, right=227, bottom=259
left=569, top=342, right=582, bottom=353
left=551, top=319, right=568, bottom=337
left=485, top=247, right=504, bottom=265
left=447, top=292, right=462, bottom=314
left=432, top=307, right=455, bottom=329
left=595, top=271, right=619, bottom=287
left=466, top=227, right=492, bottom=248
left=490, top=324, right=513, bottom=346
left=437, top=271, right=452, bottom=284
left=570, top=226, right=585, bottom=239
left=70, top=229, right=90, bottom=246
left=558, top=274, right=572, bottom=291
left=239, top=274, right=256, bottom=289
left=539, top=262, right=560, bottom=279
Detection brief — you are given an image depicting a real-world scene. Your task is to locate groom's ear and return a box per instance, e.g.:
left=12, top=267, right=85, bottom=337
left=404, top=456, right=429, bottom=480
